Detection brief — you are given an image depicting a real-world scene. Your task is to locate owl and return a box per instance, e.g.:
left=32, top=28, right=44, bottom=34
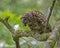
left=21, top=10, right=51, bottom=34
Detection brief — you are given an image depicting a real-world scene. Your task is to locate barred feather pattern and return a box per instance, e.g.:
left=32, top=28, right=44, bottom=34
left=21, top=10, right=51, bottom=34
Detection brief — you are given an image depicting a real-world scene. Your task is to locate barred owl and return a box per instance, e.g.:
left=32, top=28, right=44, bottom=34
left=21, top=10, right=51, bottom=34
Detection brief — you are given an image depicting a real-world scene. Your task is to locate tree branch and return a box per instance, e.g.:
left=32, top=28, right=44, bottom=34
left=0, top=16, right=51, bottom=41
left=0, top=16, right=52, bottom=48
left=44, top=23, right=60, bottom=48
left=1, top=16, right=60, bottom=48
left=44, top=0, right=56, bottom=35
left=14, top=30, right=51, bottom=41
left=0, top=16, right=20, bottom=48
left=0, top=16, right=15, bottom=34
left=47, top=0, right=56, bottom=25
left=57, top=38, right=60, bottom=48
left=13, top=36, right=20, bottom=48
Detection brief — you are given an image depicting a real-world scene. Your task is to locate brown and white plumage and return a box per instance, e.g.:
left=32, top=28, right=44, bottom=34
left=21, top=10, right=51, bottom=34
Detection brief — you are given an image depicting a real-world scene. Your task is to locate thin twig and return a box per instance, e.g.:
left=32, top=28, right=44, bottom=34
left=47, top=0, right=56, bottom=26
left=44, top=0, right=56, bottom=32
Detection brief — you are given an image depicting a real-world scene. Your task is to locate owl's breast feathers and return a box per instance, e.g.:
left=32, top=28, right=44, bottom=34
left=21, top=10, right=52, bottom=33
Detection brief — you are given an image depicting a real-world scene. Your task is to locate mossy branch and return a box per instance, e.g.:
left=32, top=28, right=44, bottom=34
left=44, top=23, right=60, bottom=48
left=0, top=16, right=51, bottom=48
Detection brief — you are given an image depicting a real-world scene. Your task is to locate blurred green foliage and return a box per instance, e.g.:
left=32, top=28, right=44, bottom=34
left=0, top=10, right=30, bottom=45
left=0, top=0, right=60, bottom=48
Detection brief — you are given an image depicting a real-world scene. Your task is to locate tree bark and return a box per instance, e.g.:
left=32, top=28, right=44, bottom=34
left=44, top=23, right=60, bottom=48
left=57, top=38, right=60, bottom=48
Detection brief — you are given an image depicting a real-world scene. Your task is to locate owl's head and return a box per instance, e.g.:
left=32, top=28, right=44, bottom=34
left=21, top=10, right=47, bottom=30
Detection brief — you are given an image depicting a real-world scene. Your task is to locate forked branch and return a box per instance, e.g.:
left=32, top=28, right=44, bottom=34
left=0, top=16, right=20, bottom=48
left=0, top=16, right=15, bottom=34
left=0, top=16, right=52, bottom=48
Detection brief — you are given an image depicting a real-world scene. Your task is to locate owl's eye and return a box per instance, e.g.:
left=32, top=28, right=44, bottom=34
left=46, top=26, right=52, bottom=32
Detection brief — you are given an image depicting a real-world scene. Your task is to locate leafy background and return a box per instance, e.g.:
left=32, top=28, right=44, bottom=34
left=0, top=0, right=60, bottom=48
